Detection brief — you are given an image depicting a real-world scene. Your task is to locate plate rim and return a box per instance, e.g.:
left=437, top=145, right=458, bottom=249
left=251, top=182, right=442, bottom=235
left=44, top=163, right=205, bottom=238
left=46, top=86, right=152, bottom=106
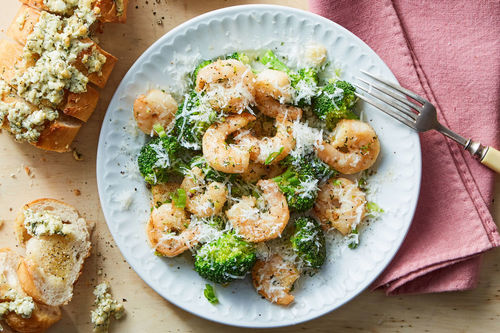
left=97, top=4, right=422, bottom=328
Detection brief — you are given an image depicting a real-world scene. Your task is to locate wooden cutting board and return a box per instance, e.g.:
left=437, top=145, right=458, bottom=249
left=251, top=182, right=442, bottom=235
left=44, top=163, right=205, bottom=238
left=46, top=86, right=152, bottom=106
left=0, top=1, right=499, bottom=332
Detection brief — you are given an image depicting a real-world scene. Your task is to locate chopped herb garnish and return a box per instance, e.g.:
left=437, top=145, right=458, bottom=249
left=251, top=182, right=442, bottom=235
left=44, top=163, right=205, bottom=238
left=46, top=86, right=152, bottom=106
left=347, top=228, right=359, bottom=249
left=358, top=177, right=368, bottom=192
left=203, top=284, right=219, bottom=304
left=153, top=123, right=166, bottom=138
left=172, top=188, right=187, bottom=208
left=366, top=201, right=384, bottom=214
left=264, top=147, right=284, bottom=165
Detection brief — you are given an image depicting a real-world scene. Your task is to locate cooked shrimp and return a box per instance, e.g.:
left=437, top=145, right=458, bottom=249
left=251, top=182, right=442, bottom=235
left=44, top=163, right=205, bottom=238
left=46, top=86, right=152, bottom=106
left=254, top=69, right=302, bottom=121
left=251, top=254, right=300, bottom=306
left=314, top=177, right=366, bottom=235
left=202, top=113, right=256, bottom=173
left=147, top=203, right=198, bottom=257
left=151, top=182, right=181, bottom=207
left=234, top=119, right=295, bottom=165
left=315, top=119, right=380, bottom=174
left=226, top=179, right=289, bottom=242
left=239, top=162, right=284, bottom=183
left=180, top=167, right=228, bottom=218
left=196, top=59, right=255, bottom=113
left=133, top=89, right=177, bottom=134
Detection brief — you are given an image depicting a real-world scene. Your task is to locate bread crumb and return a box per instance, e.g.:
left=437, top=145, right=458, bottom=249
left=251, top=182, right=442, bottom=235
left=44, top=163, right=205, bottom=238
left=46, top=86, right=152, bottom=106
left=24, top=166, right=31, bottom=176
left=74, top=189, right=81, bottom=196
left=72, top=149, right=83, bottom=161
left=0, top=220, right=4, bottom=229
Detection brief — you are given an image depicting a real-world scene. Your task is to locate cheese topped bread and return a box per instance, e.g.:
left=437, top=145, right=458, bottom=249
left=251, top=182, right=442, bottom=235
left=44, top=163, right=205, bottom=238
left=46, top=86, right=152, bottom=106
left=0, top=248, right=62, bottom=333
left=15, top=199, right=92, bottom=307
left=19, top=0, right=129, bottom=23
left=0, top=0, right=126, bottom=152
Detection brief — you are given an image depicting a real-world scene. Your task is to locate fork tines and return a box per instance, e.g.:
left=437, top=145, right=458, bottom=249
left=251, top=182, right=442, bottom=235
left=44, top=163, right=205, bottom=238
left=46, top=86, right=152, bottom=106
left=353, top=70, right=427, bottom=129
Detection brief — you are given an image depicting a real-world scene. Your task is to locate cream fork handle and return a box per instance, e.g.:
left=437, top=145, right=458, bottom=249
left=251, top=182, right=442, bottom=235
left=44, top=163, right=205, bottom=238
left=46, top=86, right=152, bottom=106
left=481, top=147, right=500, bottom=174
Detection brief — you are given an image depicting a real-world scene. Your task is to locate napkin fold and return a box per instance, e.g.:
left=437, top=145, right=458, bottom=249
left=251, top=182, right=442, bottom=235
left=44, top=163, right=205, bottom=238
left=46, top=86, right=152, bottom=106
left=309, top=0, right=500, bottom=294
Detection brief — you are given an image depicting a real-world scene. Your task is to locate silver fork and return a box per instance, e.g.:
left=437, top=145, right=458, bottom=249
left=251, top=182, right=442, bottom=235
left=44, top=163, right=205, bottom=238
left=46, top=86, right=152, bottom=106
left=353, top=70, right=500, bottom=174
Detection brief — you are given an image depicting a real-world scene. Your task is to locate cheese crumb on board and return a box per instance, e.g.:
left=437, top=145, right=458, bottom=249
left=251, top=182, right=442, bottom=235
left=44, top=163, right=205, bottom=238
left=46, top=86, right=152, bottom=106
left=91, top=282, right=125, bottom=333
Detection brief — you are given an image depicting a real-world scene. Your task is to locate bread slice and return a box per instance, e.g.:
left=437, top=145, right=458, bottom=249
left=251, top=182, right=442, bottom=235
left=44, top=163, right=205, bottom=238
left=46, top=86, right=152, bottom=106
left=7, top=6, right=117, bottom=88
left=74, top=40, right=118, bottom=89
left=18, top=0, right=128, bottom=23
left=0, top=248, right=62, bottom=333
left=0, top=39, right=100, bottom=123
left=15, top=199, right=92, bottom=306
left=0, top=85, right=83, bottom=152
left=33, top=114, right=83, bottom=152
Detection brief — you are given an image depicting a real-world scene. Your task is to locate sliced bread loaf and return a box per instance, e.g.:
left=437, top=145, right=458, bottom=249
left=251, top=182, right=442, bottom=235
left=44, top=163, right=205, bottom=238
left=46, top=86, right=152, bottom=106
left=15, top=199, right=92, bottom=307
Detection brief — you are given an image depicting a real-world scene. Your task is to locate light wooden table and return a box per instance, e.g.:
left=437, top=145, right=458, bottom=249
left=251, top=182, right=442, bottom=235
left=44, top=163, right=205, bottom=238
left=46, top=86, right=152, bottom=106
left=1, top=1, right=499, bottom=332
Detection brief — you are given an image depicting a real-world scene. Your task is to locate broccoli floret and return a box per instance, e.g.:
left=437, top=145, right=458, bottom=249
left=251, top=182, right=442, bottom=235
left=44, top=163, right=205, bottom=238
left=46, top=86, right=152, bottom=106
left=194, top=232, right=256, bottom=284
left=191, top=59, right=212, bottom=84
left=259, top=49, right=289, bottom=72
left=187, top=155, right=229, bottom=182
left=260, top=50, right=319, bottom=107
left=173, top=91, right=217, bottom=150
left=282, top=153, right=337, bottom=182
left=273, top=165, right=319, bottom=212
left=137, top=134, right=182, bottom=185
left=290, top=217, right=326, bottom=269
left=312, top=80, right=358, bottom=129
left=226, top=52, right=251, bottom=64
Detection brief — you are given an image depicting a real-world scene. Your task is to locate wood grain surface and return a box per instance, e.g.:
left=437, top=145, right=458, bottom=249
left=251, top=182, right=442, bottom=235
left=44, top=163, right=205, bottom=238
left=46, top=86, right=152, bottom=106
left=0, top=1, right=499, bottom=332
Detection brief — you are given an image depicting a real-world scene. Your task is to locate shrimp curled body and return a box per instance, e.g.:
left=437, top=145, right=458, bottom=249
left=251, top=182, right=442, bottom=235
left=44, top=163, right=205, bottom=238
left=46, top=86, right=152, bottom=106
left=196, top=59, right=255, bottom=113
left=147, top=203, right=198, bottom=257
left=181, top=167, right=228, bottom=218
left=251, top=254, right=300, bottom=306
left=202, top=113, right=256, bottom=173
left=235, top=120, right=295, bottom=165
left=133, top=89, right=177, bottom=135
left=226, top=179, right=289, bottom=242
left=254, top=69, right=302, bottom=121
left=316, top=119, right=380, bottom=174
left=314, top=177, right=366, bottom=235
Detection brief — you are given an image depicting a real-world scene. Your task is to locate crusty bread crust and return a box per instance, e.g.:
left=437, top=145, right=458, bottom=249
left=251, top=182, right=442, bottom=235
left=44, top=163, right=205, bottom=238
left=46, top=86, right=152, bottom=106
left=97, top=0, right=129, bottom=23
left=16, top=199, right=92, bottom=306
left=4, top=302, right=62, bottom=333
left=18, top=0, right=128, bottom=23
left=0, top=89, right=84, bottom=153
left=0, top=249, right=62, bottom=333
left=0, top=39, right=26, bottom=84
left=74, top=40, right=118, bottom=89
left=60, top=86, right=100, bottom=123
left=33, top=116, right=83, bottom=152
left=6, top=5, right=40, bottom=46
left=7, top=6, right=117, bottom=89
left=0, top=39, right=100, bottom=123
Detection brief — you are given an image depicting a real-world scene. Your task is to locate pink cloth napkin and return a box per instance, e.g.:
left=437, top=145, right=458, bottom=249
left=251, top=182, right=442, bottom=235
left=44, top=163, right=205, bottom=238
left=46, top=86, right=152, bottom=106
left=309, top=0, right=500, bottom=294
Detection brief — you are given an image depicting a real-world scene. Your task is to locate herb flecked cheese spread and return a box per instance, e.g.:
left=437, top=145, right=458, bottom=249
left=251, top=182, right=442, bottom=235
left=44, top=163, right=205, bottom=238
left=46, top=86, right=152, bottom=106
left=0, top=289, right=35, bottom=327
left=44, top=0, right=80, bottom=15
left=23, top=208, right=67, bottom=237
left=4, top=0, right=107, bottom=143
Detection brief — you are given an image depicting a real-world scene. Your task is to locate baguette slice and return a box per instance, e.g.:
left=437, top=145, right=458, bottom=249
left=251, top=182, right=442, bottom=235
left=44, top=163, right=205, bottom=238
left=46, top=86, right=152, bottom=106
left=1, top=85, right=83, bottom=152
left=0, top=249, right=62, bottom=333
left=7, top=5, right=117, bottom=89
left=18, top=0, right=128, bottom=23
left=0, top=39, right=100, bottom=122
left=33, top=114, right=82, bottom=152
left=15, top=199, right=92, bottom=307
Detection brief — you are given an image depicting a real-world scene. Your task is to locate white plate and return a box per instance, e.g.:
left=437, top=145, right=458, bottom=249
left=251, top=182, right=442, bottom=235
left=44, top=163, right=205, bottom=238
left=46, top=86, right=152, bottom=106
left=97, top=5, right=421, bottom=328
